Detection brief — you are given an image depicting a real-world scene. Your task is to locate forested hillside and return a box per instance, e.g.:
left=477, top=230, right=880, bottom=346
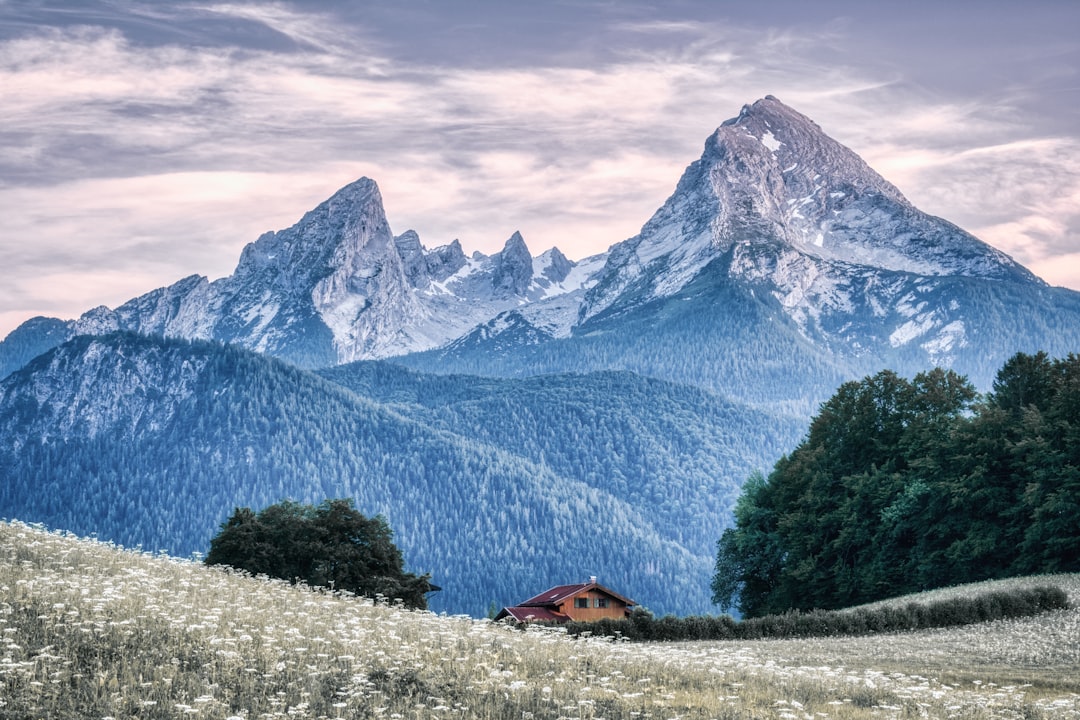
left=0, top=332, right=793, bottom=616
left=713, top=353, right=1080, bottom=617
left=319, top=360, right=803, bottom=552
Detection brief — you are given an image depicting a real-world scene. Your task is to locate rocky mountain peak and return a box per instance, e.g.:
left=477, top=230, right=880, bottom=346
left=394, top=229, right=424, bottom=262
left=715, top=95, right=908, bottom=208
left=234, top=176, right=391, bottom=291
left=581, top=96, right=1038, bottom=326
left=540, top=246, right=573, bottom=284
left=429, top=240, right=468, bottom=282
left=493, top=231, right=534, bottom=295
left=394, top=230, right=428, bottom=288
left=395, top=231, right=469, bottom=288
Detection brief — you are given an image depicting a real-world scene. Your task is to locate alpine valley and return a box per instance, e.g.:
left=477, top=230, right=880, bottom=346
left=2, top=97, right=1079, bottom=615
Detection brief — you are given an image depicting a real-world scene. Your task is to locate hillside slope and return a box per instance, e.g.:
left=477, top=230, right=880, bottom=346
left=0, top=332, right=792, bottom=616
left=2, top=521, right=1077, bottom=719
left=318, top=360, right=803, bottom=551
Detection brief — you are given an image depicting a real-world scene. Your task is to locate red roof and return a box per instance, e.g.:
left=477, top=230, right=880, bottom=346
left=517, top=581, right=636, bottom=608
left=496, top=581, right=635, bottom=624
left=496, top=606, right=570, bottom=623
left=519, top=583, right=590, bottom=606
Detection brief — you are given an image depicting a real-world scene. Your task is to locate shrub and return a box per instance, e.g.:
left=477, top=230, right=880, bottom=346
left=565, top=585, right=1069, bottom=642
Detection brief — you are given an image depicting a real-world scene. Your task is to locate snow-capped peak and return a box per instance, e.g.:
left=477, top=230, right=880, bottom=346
left=580, top=96, right=1038, bottom=324
left=0, top=98, right=1052, bottom=382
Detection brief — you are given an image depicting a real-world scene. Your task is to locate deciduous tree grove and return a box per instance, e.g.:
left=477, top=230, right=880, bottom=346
left=205, top=499, right=435, bottom=609
left=713, top=353, right=1080, bottom=617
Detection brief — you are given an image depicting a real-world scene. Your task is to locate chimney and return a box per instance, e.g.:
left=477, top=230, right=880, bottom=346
left=589, top=575, right=597, bottom=584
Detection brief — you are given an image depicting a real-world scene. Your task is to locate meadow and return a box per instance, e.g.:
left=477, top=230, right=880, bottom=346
left=1, top=520, right=1078, bottom=719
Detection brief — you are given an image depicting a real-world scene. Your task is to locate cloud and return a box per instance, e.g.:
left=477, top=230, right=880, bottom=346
left=862, top=136, right=1080, bottom=272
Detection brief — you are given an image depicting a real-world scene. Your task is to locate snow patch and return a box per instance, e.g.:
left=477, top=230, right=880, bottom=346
left=318, top=294, right=368, bottom=344
left=536, top=253, right=605, bottom=297
left=240, top=294, right=279, bottom=339
left=890, top=313, right=937, bottom=347
left=759, top=130, right=782, bottom=152
left=922, top=320, right=965, bottom=356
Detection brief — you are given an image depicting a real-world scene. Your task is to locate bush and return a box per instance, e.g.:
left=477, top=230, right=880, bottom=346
left=565, top=585, right=1069, bottom=642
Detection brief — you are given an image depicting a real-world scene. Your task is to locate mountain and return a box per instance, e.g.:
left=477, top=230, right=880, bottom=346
left=397, top=97, right=1080, bottom=413
left=0, top=180, right=601, bottom=378
left=317, top=360, right=802, bottom=552
left=0, top=332, right=798, bottom=616
left=5, top=96, right=1077, bottom=412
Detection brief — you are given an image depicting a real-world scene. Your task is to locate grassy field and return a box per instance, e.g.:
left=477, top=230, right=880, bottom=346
left=1, top=520, right=1078, bottom=719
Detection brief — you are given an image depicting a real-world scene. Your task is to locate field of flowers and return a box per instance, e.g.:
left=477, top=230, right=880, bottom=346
left=1, top=520, right=1078, bottom=719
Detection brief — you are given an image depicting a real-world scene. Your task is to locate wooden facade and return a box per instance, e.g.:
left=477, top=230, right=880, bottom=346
left=495, top=578, right=634, bottom=624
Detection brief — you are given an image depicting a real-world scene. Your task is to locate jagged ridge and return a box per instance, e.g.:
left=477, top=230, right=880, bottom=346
left=3, top=96, right=1078, bottom=414
left=0, top=181, right=593, bottom=375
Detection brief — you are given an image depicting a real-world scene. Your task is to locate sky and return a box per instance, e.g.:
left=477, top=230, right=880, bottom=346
left=1, top=0, right=1079, bottom=338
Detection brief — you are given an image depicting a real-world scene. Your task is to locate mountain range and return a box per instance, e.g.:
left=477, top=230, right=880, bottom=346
left=401, top=97, right=1080, bottom=413
left=2, top=96, right=1079, bottom=614
left=5, top=96, right=1078, bottom=413
left=0, top=181, right=600, bottom=377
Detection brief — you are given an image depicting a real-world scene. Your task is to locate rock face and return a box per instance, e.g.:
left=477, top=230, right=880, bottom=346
left=492, top=231, right=534, bottom=296
left=394, top=231, right=468, bottom=289
left=0, top=334, right=211, bottom=449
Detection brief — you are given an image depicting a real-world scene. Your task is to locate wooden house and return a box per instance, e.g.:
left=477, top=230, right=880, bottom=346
left=494, top=577, right=635, bottom=623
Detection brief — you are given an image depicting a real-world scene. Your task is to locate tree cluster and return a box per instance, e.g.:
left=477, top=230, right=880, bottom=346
left=205, top=499, right=435, bottom=609
left=713, top=353, right=1080, bottom=617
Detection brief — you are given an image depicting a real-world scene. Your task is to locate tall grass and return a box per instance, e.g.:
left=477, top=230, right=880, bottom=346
left=2, top=520, right=1079, bottom=719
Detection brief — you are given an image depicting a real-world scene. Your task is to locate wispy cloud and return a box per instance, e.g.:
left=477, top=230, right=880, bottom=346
left=0, top=0, right=1077, bottom=337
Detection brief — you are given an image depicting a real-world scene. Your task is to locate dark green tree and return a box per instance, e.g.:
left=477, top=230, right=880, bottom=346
left=712, top=366, right=1001, bottom=615
left=991, top=351, right=1055, bottom=416
left=205, top=498, right=436, bottom=609
left=711, top=471, right=783, bottom=616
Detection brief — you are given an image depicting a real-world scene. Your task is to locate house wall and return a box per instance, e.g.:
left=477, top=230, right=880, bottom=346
left=562, top=590, right=628, bottom=622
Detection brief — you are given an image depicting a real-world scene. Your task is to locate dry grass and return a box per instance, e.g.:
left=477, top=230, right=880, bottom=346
left=1, top=520, right=1078, bottom=719
left=738, top=575, right=1080, bottom=696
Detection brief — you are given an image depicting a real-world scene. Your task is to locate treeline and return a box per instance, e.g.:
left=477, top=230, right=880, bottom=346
left=713, top=352, right=1080, bottom=617
left=566, top=585, right=1069, bottom=642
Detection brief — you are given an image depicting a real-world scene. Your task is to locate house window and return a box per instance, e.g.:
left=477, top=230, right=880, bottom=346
left=596, top=598, right=609, bottom=608
left=574, top=597, right=589, bottom=609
